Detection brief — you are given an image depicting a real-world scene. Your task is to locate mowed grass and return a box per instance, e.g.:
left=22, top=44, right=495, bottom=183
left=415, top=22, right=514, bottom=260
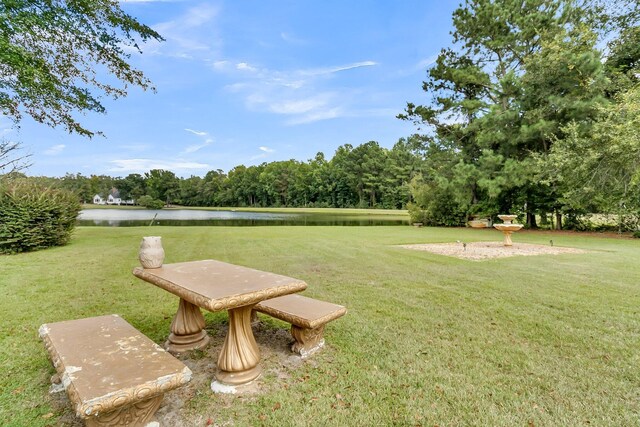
left=1, top=226, right=639, bottom=426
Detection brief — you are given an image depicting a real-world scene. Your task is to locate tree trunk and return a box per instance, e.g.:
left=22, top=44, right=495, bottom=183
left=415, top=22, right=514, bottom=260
left=526, top=212, right=538, bottom=229
left=555, top=211, right=562, bottom=230
left=540, top=213, right=548, bottom=226
left=470, top=182, right=478, bottom=205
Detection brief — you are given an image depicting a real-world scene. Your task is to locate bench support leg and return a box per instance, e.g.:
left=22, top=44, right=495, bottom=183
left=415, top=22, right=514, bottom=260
left=291, top=325, right=325, bottom=357
left=85, top=394, right=163, bottom=427
left=250, top=309, right=259, bottom=325
left=216, top=304, right=262, bottom=385
left=166, top=298, right=210, bottom=353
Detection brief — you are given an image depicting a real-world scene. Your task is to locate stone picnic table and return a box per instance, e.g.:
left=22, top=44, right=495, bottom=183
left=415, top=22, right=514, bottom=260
left=133, top=260, right=307, bottom=386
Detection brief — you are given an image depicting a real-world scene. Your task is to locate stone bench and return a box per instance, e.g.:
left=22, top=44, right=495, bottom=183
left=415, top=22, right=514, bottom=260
left=253, top=294, right=346, bottom=357
left=39, top=314, right=192, bottom=427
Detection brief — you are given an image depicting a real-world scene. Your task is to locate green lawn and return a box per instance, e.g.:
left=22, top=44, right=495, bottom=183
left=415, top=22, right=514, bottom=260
left=1, top=226, right=638, bottom=426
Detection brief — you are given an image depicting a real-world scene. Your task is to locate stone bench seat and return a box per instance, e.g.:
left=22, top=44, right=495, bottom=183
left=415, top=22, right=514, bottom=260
left=39, top=314, right=192, bottom=427
left=254, top=294, right=346, bottom=357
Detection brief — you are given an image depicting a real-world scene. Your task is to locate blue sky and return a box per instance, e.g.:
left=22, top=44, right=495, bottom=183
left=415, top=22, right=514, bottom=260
left=11, top=1, right=457, bottom=177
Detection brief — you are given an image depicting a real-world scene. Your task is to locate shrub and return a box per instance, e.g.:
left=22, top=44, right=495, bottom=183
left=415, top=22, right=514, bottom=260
left=562, top=212, right=596, bottom=231
left=633, top=230, right=640, bottom=239
left=137, top=195, right=165, bottom=209
left=408, top=192, right=467, bottom=227
left=408, top=175, right=468, bottom=227
left=407, top=202, right=428, bottom=224
left=0, top=179, right=81, bottom=254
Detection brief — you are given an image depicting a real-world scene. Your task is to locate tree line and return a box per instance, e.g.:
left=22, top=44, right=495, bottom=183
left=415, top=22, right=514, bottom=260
left=29, top=139, right=423, bottom=210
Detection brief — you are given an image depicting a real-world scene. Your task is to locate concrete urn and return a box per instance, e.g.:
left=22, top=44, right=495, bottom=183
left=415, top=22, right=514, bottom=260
left=139, top=236, right=165, bottom=269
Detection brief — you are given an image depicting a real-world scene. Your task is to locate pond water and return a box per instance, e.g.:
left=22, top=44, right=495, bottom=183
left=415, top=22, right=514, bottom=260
left=77, top=209, right=409, bottom=227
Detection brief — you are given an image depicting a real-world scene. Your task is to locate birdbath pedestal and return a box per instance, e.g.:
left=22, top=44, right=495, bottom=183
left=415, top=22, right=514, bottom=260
left=493, top=215, right=523, bottom=246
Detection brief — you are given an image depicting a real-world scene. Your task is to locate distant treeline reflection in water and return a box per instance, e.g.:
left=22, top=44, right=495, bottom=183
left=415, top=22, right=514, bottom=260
left=77, top=209, right=409, bottom=227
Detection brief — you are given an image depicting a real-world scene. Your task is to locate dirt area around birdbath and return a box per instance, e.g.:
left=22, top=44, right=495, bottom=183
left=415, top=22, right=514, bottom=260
left=399, top=241, right=589, bottom=260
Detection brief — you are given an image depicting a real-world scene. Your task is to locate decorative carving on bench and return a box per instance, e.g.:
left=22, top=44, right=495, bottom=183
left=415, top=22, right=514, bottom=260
left=84, top=395, right=162, bottom=427
left=39, top=314, right=192, bottom=426
left=254, top=294, right=346, bottom=357
left=291, top=324, right=326, bottom=357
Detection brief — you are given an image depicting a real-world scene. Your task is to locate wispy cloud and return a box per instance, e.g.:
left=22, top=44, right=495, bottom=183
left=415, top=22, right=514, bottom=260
left=184, top=128, right=208, bottom=136
left=299, top=61, right=377, bottom=77
left=236, top=62, right=258, bottom=72
left=212, top=60, right=230, bottom=71
left=249, top=146, right=275, bottom=161
left=144, top=4, right=220, bottom=59
left=43, top=144, right=65, bottom=155
left=285, top=108, right=342, bottom=125
left=397, top=54, right=439, bottom=77
left=216, top=60, right=379, bottom=125
left=183, top=128, right=213, bottom=153
left=109, top=158, right=209, bottom=173
left=184, top=139, right=213, bottom=153
left=267, top=94, right=334, bottom=115
left=417, top=55, right=439, bottom=69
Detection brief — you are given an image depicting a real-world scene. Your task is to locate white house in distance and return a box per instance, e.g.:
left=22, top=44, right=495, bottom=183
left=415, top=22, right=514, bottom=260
left=107, top=194, right=122, bottom=205
left=93, top=189, right=135, bottom=205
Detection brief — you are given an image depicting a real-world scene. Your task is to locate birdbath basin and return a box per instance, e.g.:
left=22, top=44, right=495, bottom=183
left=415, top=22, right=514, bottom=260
left=493, top=215, right=523, bottom=246
left=497, top=214, right=518, bottom=224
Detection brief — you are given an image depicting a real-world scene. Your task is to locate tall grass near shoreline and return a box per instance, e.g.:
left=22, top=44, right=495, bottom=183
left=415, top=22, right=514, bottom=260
left=1, top=226, right=638, bottom=426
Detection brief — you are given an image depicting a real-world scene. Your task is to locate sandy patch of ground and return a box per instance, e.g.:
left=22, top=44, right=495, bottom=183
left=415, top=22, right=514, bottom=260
left=157, top=320, right=308, bottom=426
left=48, top=319, right=310, bottom=426
left=399, top=241, right=588, bottom=260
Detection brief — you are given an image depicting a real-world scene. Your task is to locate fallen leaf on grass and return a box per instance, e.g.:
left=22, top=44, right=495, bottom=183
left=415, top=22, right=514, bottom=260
left=273, top=402, right=281, bottom=411
left=42, top=413, right=54, bottom=419
left=297, top=374, right=310, bottom=382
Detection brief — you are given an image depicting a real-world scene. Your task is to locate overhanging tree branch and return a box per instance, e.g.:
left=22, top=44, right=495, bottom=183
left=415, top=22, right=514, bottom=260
left=0, top=139, right=31, bottom=173
left=0, top=0, right=164, bottom=138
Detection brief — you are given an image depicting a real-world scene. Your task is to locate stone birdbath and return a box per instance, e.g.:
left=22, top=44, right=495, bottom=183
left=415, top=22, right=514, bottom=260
left=468, top=217, right=490, bottom=228
left=493, top=214, right=523, bottom=246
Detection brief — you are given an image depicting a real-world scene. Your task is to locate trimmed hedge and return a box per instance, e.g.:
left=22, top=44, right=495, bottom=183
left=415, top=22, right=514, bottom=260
left=0, top=179, right=81, bottom=254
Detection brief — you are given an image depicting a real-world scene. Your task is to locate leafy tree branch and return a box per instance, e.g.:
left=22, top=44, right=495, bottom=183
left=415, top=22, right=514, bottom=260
left=0, top=0, right=163, bottom=138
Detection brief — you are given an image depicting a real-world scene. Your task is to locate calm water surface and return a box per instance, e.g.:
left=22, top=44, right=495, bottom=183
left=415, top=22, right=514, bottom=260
left=77, top=209, right=409, bottom=227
